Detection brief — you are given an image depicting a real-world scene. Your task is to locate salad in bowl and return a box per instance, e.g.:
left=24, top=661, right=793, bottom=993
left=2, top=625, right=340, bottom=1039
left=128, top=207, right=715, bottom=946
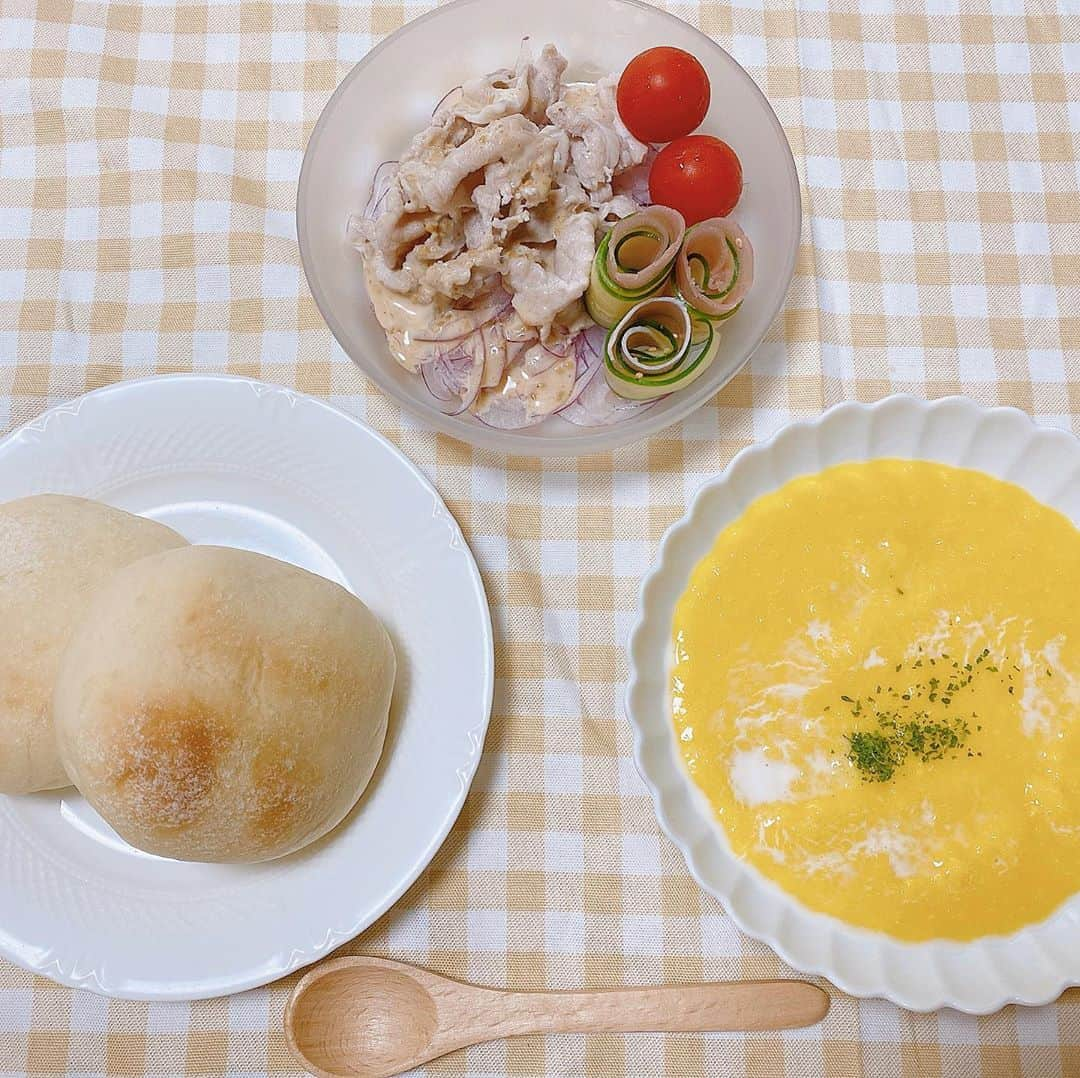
left=298, top=0, right=799, bottom=454
left=351, top=42, right=752, bottom=430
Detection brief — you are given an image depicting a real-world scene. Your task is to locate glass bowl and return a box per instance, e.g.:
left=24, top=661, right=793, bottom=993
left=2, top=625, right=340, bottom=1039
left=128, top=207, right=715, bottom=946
left=296, top=0, right=800, bottom=456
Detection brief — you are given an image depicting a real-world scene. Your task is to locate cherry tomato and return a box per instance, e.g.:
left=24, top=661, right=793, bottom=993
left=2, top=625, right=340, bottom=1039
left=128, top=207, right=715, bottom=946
left=616, top=47, right=710, bottom=144
left=648, top=135, right=743, bottom=224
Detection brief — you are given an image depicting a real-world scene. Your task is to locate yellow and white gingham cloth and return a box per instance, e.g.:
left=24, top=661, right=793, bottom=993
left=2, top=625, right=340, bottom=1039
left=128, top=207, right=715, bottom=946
left=1, top=0, right=1079, bottom=1074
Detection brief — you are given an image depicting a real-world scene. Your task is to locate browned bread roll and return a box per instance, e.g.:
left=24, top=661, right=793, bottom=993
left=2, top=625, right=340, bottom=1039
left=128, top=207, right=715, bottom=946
left=54, top=545, right=395, bottom=862
left=0, top=494, right=187, bottom=794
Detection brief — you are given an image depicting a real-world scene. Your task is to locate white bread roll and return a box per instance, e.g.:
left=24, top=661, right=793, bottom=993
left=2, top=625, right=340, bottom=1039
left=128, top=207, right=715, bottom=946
left=54, top=545, right=394, bottom=863
left=0, top=494, right=187, bottom=794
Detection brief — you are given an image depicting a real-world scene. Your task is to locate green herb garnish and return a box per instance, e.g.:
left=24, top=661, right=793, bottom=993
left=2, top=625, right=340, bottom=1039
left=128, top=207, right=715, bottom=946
left=845, top=713, right=972, bottom=782
left=837, top=649, right=1006, bottom=782
left=845, top=731, right=899, bottom=782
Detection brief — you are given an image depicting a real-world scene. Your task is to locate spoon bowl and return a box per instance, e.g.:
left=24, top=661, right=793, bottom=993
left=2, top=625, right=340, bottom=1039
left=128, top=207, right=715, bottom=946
left=285, top=956, right=830, bottom=1078
left=289, top=964, right=438, bottom=1076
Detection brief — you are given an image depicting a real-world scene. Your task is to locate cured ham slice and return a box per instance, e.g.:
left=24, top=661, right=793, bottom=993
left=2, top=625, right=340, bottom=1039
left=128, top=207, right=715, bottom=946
left=675, top=217, right=754, bottom=319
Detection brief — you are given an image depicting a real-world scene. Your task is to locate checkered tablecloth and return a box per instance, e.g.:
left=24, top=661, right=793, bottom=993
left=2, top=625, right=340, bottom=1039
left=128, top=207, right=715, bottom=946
left=1, top=0, right=1078, bottom=1075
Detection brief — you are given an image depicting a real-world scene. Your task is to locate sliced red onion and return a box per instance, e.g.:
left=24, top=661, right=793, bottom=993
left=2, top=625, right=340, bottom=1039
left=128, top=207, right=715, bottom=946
left=432, top=85, right=464, bottom=118
left=544, top=338, right=575, bottom=359
left=558, top=362, right=663, bottom=426
left=501, top=310, right=535, bottom=343
left=420, top=347, right=466, bottom=402
left=518, top=341, right=563, bottom=376
left=612, top=146, right=657, bottom=207
left=394, top=335, right=441, bottom=372
left=505, top=336, right=538, bottom=362
left=541, top=324, right=577, bottom=357
left=364, top=161, right=399, bottom=219
left=413, top=325, right=471, bottom=346
left=567, top=325, right=606, bottom=401
left=419, top=332, right=484, bottom=415
left=572, top=324, right=606, bottom=377
left=472, top=394, right=543, bottom=429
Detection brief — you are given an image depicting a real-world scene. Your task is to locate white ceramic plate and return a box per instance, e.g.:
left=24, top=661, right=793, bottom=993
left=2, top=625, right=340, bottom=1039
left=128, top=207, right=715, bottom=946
left=0, top=375, right=494, bottom=1000
left=297, top=0, right=800, bottom=456
left=628, top=396, right=1080, bottom=1013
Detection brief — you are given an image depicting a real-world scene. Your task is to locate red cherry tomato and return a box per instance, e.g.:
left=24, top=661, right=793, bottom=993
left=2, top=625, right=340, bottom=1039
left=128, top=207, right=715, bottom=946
left=648, top=135, right=743, bottom=224
left=616, top=47, right=710, bottom=144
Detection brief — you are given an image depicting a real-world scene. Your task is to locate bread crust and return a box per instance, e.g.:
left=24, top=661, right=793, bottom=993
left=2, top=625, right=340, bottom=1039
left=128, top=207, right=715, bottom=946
left=0, top=494, right=187, bottom=794
left=54, top=545, right=395, bottom=862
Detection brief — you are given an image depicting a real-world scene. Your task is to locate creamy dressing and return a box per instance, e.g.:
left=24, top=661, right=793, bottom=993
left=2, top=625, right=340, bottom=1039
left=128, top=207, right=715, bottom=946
left=363, top=263, right=443, bottom=372
left=474, top=345, right=577, bottom=419
left=479, top=323, right=508, bottom=388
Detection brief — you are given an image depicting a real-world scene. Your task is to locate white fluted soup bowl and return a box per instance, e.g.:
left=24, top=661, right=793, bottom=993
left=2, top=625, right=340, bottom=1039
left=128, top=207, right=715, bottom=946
left=627, top=396, right=1080, bottom=1013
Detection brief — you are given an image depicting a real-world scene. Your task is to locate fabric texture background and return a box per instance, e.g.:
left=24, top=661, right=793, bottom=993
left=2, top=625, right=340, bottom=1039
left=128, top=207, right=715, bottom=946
left=0, top=0, right=1078, bottom=1074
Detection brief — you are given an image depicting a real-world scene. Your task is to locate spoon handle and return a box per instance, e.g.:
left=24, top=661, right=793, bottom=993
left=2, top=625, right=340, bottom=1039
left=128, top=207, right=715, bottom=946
left=493, top=979, right=829, bottom=1036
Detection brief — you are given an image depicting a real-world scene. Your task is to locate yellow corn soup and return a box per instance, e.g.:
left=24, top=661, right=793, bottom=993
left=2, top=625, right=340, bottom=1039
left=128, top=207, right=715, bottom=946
left=672, top=459, right=1080, bottom=941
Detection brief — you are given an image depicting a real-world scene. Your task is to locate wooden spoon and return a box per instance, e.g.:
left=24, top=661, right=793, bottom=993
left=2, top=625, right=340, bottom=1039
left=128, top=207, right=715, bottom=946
left=284, top=956, right=830, bottom=1077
